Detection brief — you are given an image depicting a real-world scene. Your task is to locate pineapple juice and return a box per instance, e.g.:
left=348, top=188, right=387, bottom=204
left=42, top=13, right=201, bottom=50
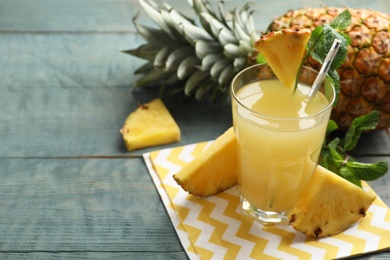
left=232, top=71, right=334, bottom=223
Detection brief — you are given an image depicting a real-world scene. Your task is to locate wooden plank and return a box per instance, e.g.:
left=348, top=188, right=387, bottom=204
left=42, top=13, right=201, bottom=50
left=0, top=84, right=233, bottom=157
left=2, top=85, right=389, bottom=158
left=352, top=131, right=390, bottom=156
left=0, top=33, right=233, bottom=157
left=1, top=79, right=388, bottom=158
left=1, top=33, right=389, bottom=158
left=0, top=158, right=183, bottom=252
left=0, top=0, right=388, bottom=259
left=0, top=0, right=139, bottom=32
left=0, top=252, right=188, bottom=260
left=0, top=34, right=143, bottom=89
left=0, top=0, right=389, bottom=32
left=0, top=156, right=389, bottom=258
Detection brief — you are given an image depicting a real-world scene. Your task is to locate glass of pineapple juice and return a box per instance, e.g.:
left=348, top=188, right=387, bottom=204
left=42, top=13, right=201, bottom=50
left=231, top=63, right=335, bottom=224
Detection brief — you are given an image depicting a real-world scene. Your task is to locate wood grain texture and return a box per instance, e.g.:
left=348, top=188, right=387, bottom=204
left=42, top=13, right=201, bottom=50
left=0, top=0, right=389, bottom=32
left=0, top=253, right=188, bottom=260
left=0, top=82, right=233, bottom=157
left=0, top=33, right=233, bottom=157
left=0, top=158, right=182, bottom=252
left=1, top=0, right=390, bottom=259
left=0, top=33, right=388, bottom=157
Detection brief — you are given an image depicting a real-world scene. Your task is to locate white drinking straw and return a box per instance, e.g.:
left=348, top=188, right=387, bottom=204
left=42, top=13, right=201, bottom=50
left=307, top=39, right=342, bottom=99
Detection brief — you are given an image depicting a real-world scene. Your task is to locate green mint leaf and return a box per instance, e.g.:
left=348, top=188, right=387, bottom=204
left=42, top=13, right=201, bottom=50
left=345, top=161, right=388, bottom=181
left=330, top=9, right=352, bottom=31
left=256, top=53, right=267, bottom=64
left=339, top=31, right=352, bottom=45
left=319, top=153, right=330, bottom=168
left=320, top=154, right=340, bottom=174
left=342, top=110, right=380, bottom=151
left=322, top=24, right=348, bottom=71
left=339, top=166, right=362, bottom=187
left=326, top=119, right=338, bottom=135
left=321, top=110, right=387, bottom=188
left=327, top=137, right=343, bottom=162
left=307, top=11, right=351, bottom=96
left=308, top=23, right=349, bottom=99
left=320, top=137, right=345, bottom=172
left=308, top=26, right=323, bottom=48
left=307, top=26, right=323, bottom=63
left=326, top=72, right=340, bottom=102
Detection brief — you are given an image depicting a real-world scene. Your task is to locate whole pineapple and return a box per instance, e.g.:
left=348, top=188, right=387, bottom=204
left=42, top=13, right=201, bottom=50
left=268, top=7, right=390, bottom=130
left=126, top=1, right=390, bottom=129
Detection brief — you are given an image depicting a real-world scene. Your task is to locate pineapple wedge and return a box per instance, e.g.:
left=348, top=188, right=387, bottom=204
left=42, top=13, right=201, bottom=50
left=289, top=165, right=376, bottom=238
left=121, top=98, right=180, bottom=151
left=173, top=127, right=238, bottom=197
left=255, top=26, right=311, bottom=88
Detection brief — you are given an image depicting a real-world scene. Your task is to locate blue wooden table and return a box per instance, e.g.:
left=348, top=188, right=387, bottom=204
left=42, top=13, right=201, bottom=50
left=1, top=0, right=389, bottom=259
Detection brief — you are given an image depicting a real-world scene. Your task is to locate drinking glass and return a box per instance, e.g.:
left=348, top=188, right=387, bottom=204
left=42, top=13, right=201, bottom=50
left=231, top=63, right=335, bottom=224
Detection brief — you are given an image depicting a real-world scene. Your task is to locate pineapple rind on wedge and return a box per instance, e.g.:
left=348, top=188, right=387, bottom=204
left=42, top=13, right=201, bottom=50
left=289, top=165, right=376, bottom=238
left=254, top=26, right=311, bottom=88
left=173, top=127, right=238, bottom=197
left=120, top=98, right=180, bottom=151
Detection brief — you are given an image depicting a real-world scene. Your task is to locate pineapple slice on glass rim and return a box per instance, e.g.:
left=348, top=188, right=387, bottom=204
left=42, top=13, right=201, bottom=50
left=255, top=25, right=311, bottom=88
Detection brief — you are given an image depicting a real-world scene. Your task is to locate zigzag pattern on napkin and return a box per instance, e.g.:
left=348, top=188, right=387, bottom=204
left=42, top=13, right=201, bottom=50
left=369, top=204, right=390, bottom=230
left=147, top=143, right=390, bottom=260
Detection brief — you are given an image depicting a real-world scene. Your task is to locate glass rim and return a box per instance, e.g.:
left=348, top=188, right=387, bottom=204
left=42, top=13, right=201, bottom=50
left=230, top=63, right=336, bottom=121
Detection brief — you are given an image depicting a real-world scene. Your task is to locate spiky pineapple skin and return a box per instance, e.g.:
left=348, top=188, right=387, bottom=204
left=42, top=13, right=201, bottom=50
left=268, top=7, right=390, bottom=130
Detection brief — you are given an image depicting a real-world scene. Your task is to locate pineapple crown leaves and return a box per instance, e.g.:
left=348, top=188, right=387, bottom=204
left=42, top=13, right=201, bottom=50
left=124, top=0, right=259, bottom=100
left=320, top=111, right=388, bottom=187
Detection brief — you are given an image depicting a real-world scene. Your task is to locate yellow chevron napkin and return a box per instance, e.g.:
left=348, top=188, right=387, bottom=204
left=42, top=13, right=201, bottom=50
left=143, top=142, right=390, bottom=260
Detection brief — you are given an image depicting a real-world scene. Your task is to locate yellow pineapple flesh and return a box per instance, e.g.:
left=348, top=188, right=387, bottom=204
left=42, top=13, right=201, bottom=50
left=172, top=128, right=378, bottom=238
left=254, top=26, right=311, bottom=88
left=121, top=98, right=180, bottom=151
left=288, top=165, right=376, bottom=238
left=173, top=127, right=238, bottom=197
left=268, top=7, right=390, bottom=129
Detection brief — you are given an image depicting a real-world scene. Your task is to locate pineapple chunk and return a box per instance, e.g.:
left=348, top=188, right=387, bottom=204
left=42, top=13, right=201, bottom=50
left=255, top=26, right=311, bottom=88
left=289, top=165, right=376, bottom=238
left=173, top=127, right=238, bottom=197
left=121, top=98, right=180, bottom=151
